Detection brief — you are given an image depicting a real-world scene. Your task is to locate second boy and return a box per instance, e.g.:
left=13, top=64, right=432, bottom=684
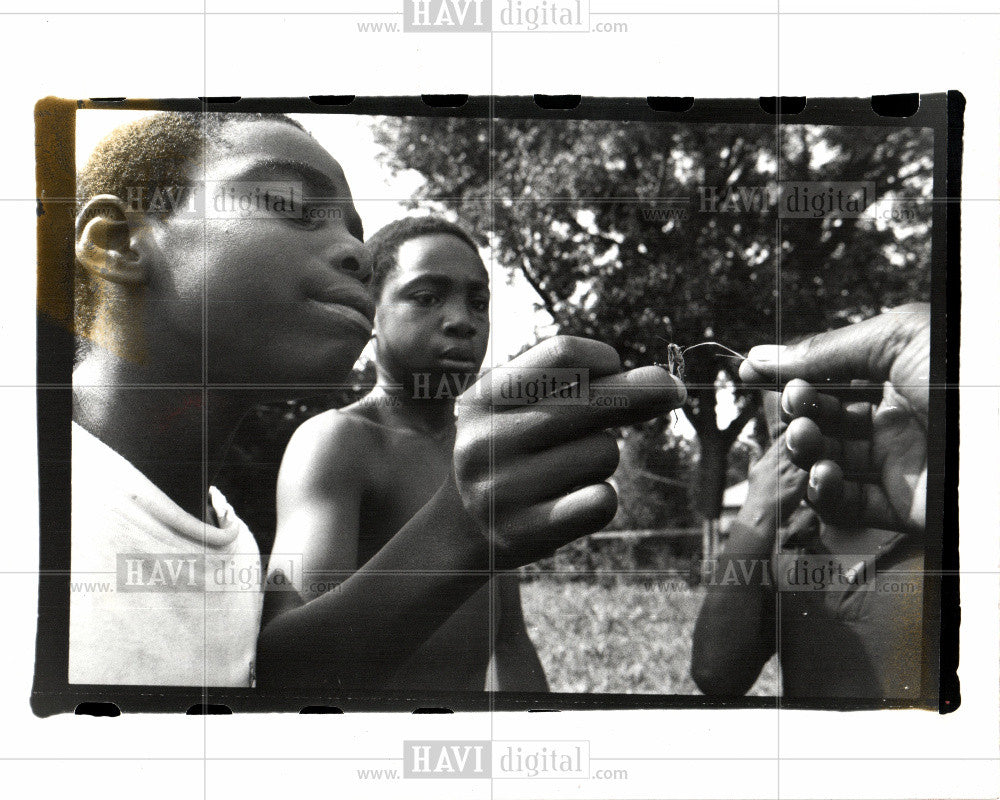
left=270, top=216, right=548, bottom=691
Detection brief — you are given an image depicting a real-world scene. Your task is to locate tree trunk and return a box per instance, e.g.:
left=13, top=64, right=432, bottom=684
left=692, top=429, right=729, bottom=520
left=685, top=376, right=762, bottom=522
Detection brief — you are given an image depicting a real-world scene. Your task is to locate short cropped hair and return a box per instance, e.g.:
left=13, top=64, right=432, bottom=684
left=77, top=111, right=305, bottom=210
left=365, top=215, right=483, bottom=299
left=74, top=111, right=306, bottom=341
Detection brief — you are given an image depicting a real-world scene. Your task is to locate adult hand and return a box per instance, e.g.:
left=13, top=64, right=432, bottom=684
left=739, top=304, right=929, bottom=534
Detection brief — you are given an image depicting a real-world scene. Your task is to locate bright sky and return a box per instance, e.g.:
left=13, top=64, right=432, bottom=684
left=76, top=109, right=552, bottom=369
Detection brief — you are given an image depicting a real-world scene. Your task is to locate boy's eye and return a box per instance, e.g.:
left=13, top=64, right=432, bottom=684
left=412, top=292, right=440, bottom=307
left=470, top=298, right=490, bottom=313
left=289, top=205, right=326, bottom=229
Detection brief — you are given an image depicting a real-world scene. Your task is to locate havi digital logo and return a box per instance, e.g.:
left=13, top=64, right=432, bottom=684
left=404, top=740, right=491, bottom=778
left=403, top=0, right=491, bottom=31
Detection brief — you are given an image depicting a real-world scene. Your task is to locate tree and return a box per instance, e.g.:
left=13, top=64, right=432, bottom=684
left=373, top=117, right=932, bottom=522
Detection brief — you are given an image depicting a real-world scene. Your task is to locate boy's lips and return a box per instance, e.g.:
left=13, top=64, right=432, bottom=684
left=308, top=300, right=374, bottom=334
left=438, top=347, right=480, bottom=369
left=440, top=346, right=476, bottom=360
left=304, top=282, right=376, bottom=333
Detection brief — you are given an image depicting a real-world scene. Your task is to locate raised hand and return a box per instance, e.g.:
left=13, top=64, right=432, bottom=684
left=739, top=304, right=929, bottom=534
left=454, top=336, right=687, bottom=567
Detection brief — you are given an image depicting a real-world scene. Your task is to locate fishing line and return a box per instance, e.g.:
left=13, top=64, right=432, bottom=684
left=680, top=341, right=748, bottom=360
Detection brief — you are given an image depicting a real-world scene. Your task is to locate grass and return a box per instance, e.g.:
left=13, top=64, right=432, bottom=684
left=521, top=578, right=780, bottom=696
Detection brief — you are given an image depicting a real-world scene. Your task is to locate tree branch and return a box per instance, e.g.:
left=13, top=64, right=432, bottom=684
left=518, top=253, right=562, bottom=324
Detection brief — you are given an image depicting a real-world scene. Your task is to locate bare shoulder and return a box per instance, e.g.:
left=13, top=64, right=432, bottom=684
left=279, top=408, right=384, bottom=492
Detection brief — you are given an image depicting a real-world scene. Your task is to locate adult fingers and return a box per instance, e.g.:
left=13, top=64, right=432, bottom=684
left=806, top=460, right=901, bottom=531
left=780, top=380, right=874, bottom=439
left=785, top=417, right=841, bottom=469
left=739, top=305, right=928, bottom=392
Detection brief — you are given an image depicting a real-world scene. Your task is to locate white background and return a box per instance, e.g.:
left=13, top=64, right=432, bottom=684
left=0, top=2, right=997, bottom=799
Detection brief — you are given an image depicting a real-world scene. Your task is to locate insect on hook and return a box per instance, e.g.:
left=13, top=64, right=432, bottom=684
left=653, top=338, right=748, bottom=424
left=652, top=340, right=686, bottom=425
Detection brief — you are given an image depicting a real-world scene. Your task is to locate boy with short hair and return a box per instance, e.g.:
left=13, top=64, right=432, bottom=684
left=269, top=216, right=548, bottom=690
left=70, top=111, right=373, bottom=686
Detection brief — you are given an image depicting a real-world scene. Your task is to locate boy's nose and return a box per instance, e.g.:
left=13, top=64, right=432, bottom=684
left=329, top=239, right=373, bottom=286
left=443, top=314, right=477, bottom=339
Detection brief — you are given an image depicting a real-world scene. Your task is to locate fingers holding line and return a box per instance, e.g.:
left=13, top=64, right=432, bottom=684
left=461, top=365, right=685, bottom=452
left=738, top=308, right=926, bottom=388
left=466, top=336, right=625, bottom=407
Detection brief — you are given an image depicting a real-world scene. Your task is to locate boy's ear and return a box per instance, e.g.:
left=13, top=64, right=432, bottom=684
left=75, top=194, right=148, bottom=286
